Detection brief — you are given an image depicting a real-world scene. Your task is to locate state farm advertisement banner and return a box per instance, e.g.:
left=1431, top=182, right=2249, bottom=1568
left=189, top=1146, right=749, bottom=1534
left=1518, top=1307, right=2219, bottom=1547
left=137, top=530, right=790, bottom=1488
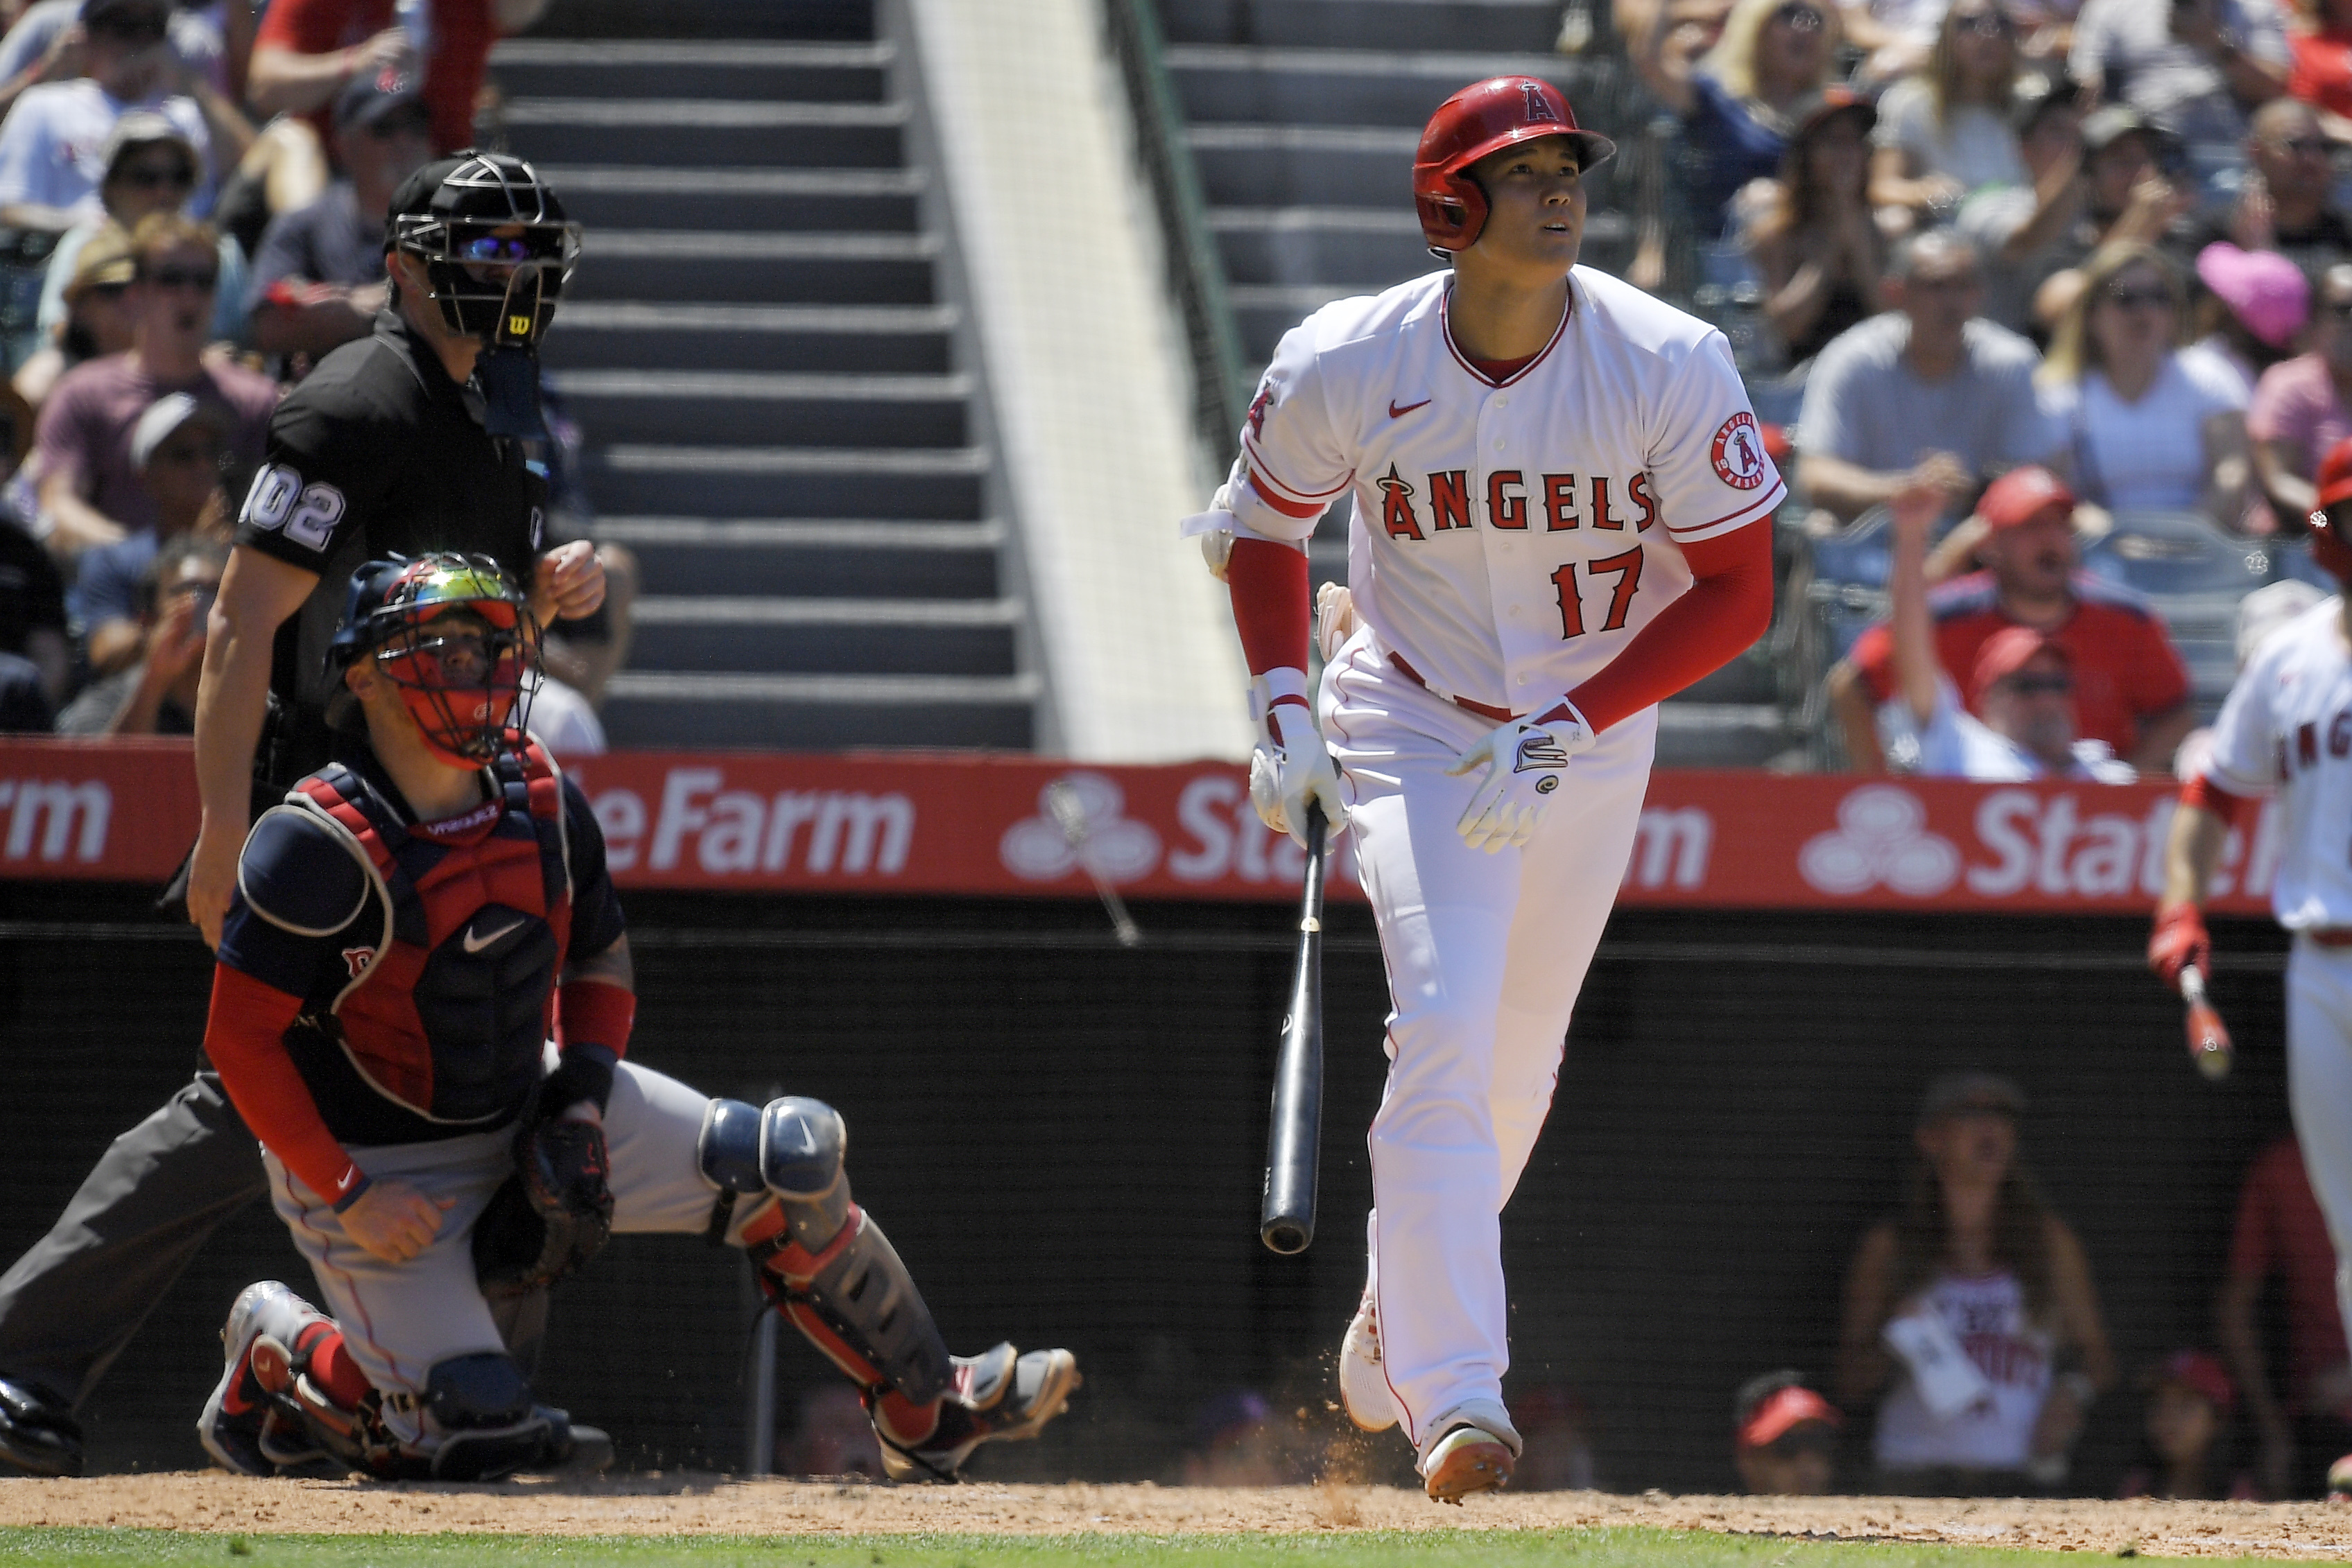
left=0, top=739, right=2288, bottom=916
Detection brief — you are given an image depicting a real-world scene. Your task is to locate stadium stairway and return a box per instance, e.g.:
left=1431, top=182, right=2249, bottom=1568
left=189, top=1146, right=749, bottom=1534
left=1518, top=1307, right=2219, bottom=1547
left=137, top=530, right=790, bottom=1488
left=1153, top=0, right=1797, bottom=765
left=490, top=0, right=1041, bottom=749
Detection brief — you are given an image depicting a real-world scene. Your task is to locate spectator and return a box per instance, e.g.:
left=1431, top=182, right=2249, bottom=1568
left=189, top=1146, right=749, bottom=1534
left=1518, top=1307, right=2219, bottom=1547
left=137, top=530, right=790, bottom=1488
left=11, top=218, right=132, bottom=409
left=1873, top=476, right=2137, bottom=780
left=72, top=390, right=225, bottom=673
left=0, top=0, right=240, bottom=112
left=1633, top=0, right=1844, bottom=237
left=1180, top=1390, right=1293, bottom=1486
left=1836, top=1072, right=2116, bottom=1496
left=2217, top=1133, right=2352, bottom=1498
left=32, top=211, right=274, bottom=554
left=778, top=1384, right=883, bottom=1479
left=2251, top=263, right=2352, bottom=523
left=2288, top=0, right=2352, bottom=130
left=248, top=0, right=551, bottom=159
left=31, top=113, right=246, bottom=358
left=2028, top=106, right=2196, bottom=331
left=54, top=531, right=218, bottom=734
left=1745, top=87, right=1887, bottom=363
left=2039, top=241, right=2252, bottom=525
left=0, top=496, right=66, bottom=721
left=1795, top=229, right=2060, bottom=525
left=0, top=0, right=250, bottom=232
left=2070, top=0, right=2289, bottom=152
left=244, top=64, right=428, bottom=370
left=1870, top=0, right=2031, bottom=229
left=1734, top=1370, right=1841, bottom=1495
left=1828, top=464, right=2197, bottom=773
left=2186, top=98, right=2352, bottom=285
left=1957, top=78, right=2090, bottom=331
left=2118, top=1350, right=2256, bottom=1499
left=2186, top=241, right=2310, bottom=406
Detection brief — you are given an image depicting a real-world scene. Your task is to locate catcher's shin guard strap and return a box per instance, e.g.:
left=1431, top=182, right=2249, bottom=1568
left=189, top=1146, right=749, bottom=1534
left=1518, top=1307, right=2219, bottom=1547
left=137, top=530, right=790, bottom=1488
left=753, top=1208, right=951, bottom=1406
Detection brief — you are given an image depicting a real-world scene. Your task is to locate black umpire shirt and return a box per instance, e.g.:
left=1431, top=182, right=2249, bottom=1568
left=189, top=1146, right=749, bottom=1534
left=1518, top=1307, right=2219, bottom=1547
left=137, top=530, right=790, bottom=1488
left=234, top=307, right=545, bottom=790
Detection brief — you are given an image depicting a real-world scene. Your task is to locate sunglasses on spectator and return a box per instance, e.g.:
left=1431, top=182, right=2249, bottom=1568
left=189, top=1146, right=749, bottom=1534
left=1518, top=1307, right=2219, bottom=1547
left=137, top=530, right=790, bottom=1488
left=2003, top=673, right=2073, bottom=697
left=2328, top=299, right=2352, bottom=320
left=151, top=440, right=219, bottom=467
left=112, top=162, right=193, bottom=191
left=82, top=281, right=130, bottom=302
left=89, top=15, right=166, bottom=42
left=2273, top=137, right=2333, bottom=157
left=141, top=265, right=216, bottom=291
left=1772, top=3, right=1824, bottom=29
left=2102, top=284, right=2172, bottom=311
left=1953, top=11, right=2012, bottom=35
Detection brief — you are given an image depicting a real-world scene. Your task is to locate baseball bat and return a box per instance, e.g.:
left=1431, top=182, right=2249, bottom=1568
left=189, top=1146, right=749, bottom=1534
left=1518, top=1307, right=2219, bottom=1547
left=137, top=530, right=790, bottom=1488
left=1260, top=803, right=1329, bottom=1255
left=2180, top=964, right=2233, bottom=1081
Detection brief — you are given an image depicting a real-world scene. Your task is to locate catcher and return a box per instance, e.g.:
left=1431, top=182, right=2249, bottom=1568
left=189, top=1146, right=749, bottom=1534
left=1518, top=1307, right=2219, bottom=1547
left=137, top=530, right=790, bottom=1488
left=194, top=552, right=1078, bottom=1481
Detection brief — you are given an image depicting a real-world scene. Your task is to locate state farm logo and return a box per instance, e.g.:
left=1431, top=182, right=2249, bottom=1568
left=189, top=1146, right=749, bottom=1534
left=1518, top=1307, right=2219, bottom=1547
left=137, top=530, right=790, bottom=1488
left=1001, top=773, right=1160, bottom=883
left=1799, top=785, right=1960, bottom=897
left=0, top=778, right=110, bottom=863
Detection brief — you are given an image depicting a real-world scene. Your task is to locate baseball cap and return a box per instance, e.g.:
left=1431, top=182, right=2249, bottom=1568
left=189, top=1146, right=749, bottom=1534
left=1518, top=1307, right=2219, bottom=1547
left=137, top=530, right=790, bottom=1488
left=334, top=63, right=426, bottom=135
left=1917, top=1070, right=2027, bottom=1127
left=1971, top=627, right=2069, bottom=702
left=62, top=224, right=135, bottom=302
left=130, top=392, right=223, bottom=469
left=1734, top=1373, right=1841, bottom=1450
left=2082, top=105, right=2154, bottom=155
left=2150, top=1349, right=2235, bottom=1413
left=2197, top=242, right=2310, bottom=350
left=101, top=112, right=197, bottom=182
left=1978, top=465, right=2075, bottom=532
left=80, top=0, right=166, bottom=28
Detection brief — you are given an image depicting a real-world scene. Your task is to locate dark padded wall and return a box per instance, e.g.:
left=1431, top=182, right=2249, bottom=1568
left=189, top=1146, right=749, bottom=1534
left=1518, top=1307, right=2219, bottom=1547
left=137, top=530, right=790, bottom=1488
left=0, top=887, right=2297, bottom=1492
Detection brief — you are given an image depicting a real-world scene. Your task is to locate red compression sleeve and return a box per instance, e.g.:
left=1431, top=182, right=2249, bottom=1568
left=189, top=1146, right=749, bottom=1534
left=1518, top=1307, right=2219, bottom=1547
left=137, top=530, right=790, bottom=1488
left=2180, top=774, right=2250, bottom=828
left=204, top=965, right=369, bottom=1209
left=1547, top=521, right=1774, bottom=733
left=555, top=977, right=635, bottom=1063
left=1226, top=537, right=1311, bottom=678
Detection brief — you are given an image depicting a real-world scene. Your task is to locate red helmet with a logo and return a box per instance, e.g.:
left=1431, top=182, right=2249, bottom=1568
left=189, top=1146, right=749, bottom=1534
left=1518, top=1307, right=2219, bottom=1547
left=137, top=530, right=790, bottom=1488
left=1413, top=76, right=1616, bottom=255
left=2310, top=435, right=2352, bottom=582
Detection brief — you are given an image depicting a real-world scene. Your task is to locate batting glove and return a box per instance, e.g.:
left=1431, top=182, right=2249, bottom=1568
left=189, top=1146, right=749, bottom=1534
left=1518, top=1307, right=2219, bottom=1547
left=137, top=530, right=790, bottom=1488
left=1446, top=706, right=1595, bottom=853
left=1250, top=702, right=1344, bottom=848
left=2149, top=901, right=2212, bottom=994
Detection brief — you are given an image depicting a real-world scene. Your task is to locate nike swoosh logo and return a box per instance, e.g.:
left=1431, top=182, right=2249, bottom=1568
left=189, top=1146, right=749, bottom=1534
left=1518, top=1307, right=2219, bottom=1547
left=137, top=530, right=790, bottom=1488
left=1388, top=399, right=1431, bottom=419
left=462, top=916, right=526, bottom=955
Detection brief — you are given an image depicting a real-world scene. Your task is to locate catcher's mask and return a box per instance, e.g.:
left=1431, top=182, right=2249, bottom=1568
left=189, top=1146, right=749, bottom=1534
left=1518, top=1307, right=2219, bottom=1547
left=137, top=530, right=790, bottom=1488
left=328, top=553, right=537, bottom=768
left=386, top=151, right=580, bottom=354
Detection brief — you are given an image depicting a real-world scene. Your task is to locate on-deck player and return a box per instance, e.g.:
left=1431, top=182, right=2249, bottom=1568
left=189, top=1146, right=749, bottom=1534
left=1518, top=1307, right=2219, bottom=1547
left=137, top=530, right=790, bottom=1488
left=194, top=553, right=1077, bottom=1481
left=2152, top=433, right=2352, bottom=1495
left=1189, top=77, right=1780, bottom=1501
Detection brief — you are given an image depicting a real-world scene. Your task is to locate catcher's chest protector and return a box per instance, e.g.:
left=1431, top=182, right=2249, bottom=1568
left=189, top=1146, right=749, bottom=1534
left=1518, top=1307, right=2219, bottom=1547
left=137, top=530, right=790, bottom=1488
left=295, top=736, right=573, bottom=1124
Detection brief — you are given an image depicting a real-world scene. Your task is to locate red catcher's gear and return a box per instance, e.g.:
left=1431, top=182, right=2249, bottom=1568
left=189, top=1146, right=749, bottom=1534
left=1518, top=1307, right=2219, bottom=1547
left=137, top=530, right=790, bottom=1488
left=2150, top=901, right=2213, bottom=995
left=1413, top=76, right=1616, bottom=254
left=2311, top=435, right=2352, bottom=583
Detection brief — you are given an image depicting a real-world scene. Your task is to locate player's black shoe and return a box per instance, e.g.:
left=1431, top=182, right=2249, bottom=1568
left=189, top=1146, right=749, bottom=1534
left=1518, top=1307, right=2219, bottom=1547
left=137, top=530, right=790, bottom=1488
left=870, top=1343, right=1078, bottom=1481
left=0, top=1375, right=82, bottom=1477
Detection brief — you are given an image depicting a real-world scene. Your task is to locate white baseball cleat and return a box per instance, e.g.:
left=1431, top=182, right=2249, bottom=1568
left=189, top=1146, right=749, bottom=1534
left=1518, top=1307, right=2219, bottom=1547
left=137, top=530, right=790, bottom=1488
left=1418, top=1400, right=1521, bottom=1504
left=1338, top=1287, right=1397, bottom=1431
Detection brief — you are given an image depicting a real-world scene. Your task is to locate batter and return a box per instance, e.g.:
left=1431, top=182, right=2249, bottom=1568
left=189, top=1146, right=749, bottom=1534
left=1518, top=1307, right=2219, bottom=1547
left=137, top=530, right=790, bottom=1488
left=1188, top=76, right=1781, bottom=1501
left=2154, top=433, right=2352, bottom=1494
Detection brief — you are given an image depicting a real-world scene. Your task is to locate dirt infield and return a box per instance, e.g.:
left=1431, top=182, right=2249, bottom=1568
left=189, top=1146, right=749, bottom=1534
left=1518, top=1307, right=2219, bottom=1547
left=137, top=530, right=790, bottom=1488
left=8, top=1474, right=2352, bottom=1557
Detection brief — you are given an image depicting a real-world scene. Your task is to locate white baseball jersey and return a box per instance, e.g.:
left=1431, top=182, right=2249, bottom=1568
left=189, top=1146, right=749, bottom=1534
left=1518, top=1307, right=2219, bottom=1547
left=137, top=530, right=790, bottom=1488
left=1226, top=266, right=1784, bottom=712
left=1873, top=1269, right=2054, bottom=1473
left=2202, top=596, right=2352, bottom=930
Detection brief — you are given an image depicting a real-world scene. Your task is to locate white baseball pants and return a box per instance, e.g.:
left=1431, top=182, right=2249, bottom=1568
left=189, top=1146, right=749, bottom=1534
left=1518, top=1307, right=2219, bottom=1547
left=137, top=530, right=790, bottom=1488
left=1321, top=629, right=1652, bottom=1454
left=2285, top=941, right=2352, bottom=1353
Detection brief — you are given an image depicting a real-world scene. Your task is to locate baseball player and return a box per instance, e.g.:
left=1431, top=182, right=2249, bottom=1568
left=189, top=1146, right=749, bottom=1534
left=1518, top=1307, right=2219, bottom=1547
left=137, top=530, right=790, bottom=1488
left=0, top=152, right=602, bottom=1476
left=193, top=554, right=1077, bottom=1481
left=1191, top=77, right=1779, bottom=1501
left=2152, top=433, right=2352, bottom=1496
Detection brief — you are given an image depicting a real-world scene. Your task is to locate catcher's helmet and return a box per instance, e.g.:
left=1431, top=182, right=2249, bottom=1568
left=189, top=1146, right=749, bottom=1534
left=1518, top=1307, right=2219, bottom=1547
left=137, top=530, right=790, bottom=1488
left=1414, top=76, right=1616, bottom=256
left=386, top=152, right=580, bottom=351
left=329, top=552, right=537, bottom=767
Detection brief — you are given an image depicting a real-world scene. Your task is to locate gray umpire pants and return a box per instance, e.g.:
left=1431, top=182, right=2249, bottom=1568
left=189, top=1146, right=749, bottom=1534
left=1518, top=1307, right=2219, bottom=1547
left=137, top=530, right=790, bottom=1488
left=0, top=1071, right=267, bottom=1406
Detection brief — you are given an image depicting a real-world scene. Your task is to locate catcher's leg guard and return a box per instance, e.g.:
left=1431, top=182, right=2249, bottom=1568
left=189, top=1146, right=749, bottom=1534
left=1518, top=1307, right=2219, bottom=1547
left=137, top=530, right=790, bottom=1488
left=699, top=1097, right=951, bottom=1405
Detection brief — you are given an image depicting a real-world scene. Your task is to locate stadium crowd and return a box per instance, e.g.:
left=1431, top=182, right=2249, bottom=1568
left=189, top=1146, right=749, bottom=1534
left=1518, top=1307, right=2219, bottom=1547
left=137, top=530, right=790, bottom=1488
left=0, top=0, right=623, bottom=753
left=1623, top=0, right=2352, bottom=781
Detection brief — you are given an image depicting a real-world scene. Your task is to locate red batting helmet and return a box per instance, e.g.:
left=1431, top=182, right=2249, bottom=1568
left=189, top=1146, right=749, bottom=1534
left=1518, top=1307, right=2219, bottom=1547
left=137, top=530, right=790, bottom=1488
left=1414, top=76, right=1616, bottom=255
left=2310, top=435, right=2352, bottom=582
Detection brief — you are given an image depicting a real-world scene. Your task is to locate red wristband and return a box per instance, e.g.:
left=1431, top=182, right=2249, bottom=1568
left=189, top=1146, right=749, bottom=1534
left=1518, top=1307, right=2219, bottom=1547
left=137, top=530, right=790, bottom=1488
left=555, top=977, right=635, bottom=1061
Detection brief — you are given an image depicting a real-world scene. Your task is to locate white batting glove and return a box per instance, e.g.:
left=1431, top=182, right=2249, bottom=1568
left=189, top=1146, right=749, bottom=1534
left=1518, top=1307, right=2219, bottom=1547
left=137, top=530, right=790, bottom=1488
left=1444, top=706, right=1595, bottom=853
left=1248, top=695, right=1344, bottom=847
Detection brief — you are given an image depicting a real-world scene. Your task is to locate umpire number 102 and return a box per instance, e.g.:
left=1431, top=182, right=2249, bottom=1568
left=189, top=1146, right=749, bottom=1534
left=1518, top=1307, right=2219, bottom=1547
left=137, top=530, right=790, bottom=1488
left=1551, top=547, right=1644, bottom=639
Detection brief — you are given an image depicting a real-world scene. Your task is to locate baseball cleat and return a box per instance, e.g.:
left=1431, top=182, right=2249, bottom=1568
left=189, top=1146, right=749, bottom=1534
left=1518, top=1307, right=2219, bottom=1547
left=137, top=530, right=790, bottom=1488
left=1421, top=1422, right=1515, bottom=1504
left=872, top=1343, right=1080, bottom=1481
left=199, top=1280, right=332, bottom=1476
left=1339, top=1287, right=1397, bottom=1431
left=0, top=1375, right=83, bottom=1477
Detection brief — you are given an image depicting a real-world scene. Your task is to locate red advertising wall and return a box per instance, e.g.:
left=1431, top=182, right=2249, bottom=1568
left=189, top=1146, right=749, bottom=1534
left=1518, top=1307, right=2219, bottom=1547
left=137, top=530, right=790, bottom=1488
left=0, top=738, right=2281, bottom=916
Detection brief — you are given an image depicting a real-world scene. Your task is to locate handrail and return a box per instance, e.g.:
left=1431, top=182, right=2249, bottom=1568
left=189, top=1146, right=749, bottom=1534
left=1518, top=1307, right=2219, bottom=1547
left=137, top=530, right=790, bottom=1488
left=1099, top=0, right=1251, bottom=469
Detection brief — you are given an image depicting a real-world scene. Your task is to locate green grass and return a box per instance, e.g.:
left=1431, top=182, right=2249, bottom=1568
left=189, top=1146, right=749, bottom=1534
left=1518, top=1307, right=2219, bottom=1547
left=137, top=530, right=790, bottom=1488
left=0, top=1529, right=2300, bottom=1567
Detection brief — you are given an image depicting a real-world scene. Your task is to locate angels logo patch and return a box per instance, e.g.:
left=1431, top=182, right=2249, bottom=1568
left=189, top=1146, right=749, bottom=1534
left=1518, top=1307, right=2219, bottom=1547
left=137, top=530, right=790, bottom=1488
left=1710, top=411, right=1768, bottom=491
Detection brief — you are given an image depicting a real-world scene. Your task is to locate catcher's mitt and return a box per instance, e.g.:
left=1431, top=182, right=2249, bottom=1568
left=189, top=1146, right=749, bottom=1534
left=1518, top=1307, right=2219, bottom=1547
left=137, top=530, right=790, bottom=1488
left=474, top=1111, right=614, bottom=1298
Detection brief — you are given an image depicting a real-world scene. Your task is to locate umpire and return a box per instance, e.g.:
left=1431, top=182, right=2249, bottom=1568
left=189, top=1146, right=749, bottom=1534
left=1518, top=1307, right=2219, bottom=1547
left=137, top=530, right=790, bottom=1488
left=0, top=152, right=603, bottom=1476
